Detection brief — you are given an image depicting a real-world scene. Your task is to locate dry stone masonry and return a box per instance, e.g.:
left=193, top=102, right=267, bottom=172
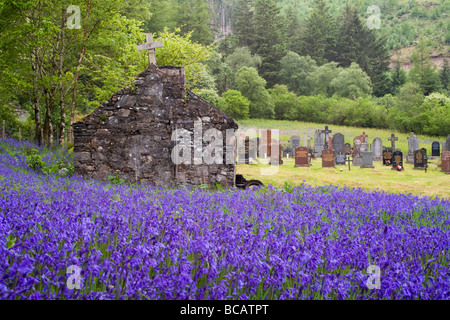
left=73, top=65, right=238, bottom=188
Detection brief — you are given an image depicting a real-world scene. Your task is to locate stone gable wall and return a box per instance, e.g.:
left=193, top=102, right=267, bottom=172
left=73, top=65, right=238, bottom=187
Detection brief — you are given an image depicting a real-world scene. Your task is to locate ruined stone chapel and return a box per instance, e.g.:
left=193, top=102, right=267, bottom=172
left=73, top=62, right=238, bottom=188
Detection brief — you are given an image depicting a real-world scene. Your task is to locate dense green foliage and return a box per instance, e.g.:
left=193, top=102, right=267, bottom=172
left=0, top=0, right=448, bottom=143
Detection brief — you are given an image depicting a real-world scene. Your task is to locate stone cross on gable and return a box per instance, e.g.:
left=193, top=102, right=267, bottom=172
left=137, top=33, right=164, bottom=66
left=388, top=133, right=398, bottom=151
left=321, top=126, right=332, bottom=149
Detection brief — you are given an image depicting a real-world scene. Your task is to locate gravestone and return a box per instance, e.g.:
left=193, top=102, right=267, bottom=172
left=290, top=135, right=301, bottom=154
left=372, top=138, right=382, bottom=161
left=344, top=143, right=352, bottom=155
left=282, top=148, right=290, bottom=158
left=391, top=150, right=404, bottom=170
left=353, top=136, right=363, bottom=149
left=333, top=133, right=345, bottom=155
left=413, top=148, right=427, bottom=170
left=321, top=126, right=332, bottom=149
left=328, top=136, right=333, bottom=150
left=361, top=132, right=368, bottom=143
left=388, top=133, right=398, bottom=151
left=361, top=151, right=375, bottom=168
left=250, top=137, right=260, bottom=158
left=383, top=148, right=393, bottom=166
left=244, top=136, right=250, bottom=164
left=446, top=135, right=450, bottom=153
left=247, top=137, right=258, bottom=163
left=443, top=141, right=448, bottom=153
left=322, top=149, right=335, bottom=167
left=270, top=139, right=281, bottom=165
left=431, top=141, right=440, bottom=157
left=314, top=130, right=324, bottom=157
left=407, top=132, right=419, bottom=164
left=441, top=151, right=450, bottom=174
left=352, top=139, right=362, bottom=166
left=261, top=129, right=272, bottom=157
left=336, top=153, right=346, bottom=165
left=360, top=142, right=369, bottom=153
left=294, top=146, right=311, bottom=167
left=237, top=132, right=246, bottom=164
left=307, top=137, right=312, bottom=149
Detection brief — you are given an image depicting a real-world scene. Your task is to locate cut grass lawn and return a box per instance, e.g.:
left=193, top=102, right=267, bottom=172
left=237, top=158, right=449, bottom=199
left=236, top=119, right=449, bottom=199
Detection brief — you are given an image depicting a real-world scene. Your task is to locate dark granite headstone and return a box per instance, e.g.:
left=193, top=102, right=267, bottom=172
left=333, top=133, right=345, bottom=155
left=322, top=149, right=335, bottom=167
left=391, top=150, right=404, bottom=170
left=345, top=143, right=352, bottom=155
left=383, top=148, right=393, bottom=166
left=413, top=148, right=427, bottom=170
left=432, top=141, right=440, bottom=157
left=295, top=146, right=311, bottom=167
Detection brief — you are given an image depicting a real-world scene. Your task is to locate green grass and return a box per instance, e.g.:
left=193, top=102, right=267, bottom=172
left=236, top=119, right=449, bottom=199
left=237, top=158, right=449, bottom=199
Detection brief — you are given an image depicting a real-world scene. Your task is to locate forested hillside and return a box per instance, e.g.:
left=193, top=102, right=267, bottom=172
left=210, top=0, right=450, bottom=50
left=0, top=0, right=449, bottom=147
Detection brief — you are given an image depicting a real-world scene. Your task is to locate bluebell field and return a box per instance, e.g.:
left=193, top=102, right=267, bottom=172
left=0, top=138, right=449, bottom=300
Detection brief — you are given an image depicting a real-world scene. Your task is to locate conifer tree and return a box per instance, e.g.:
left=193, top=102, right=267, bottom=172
left=284, top=4, right=303, bottom=55
left=440, top=59, right=450, bottom=93
left=177, top=0, right=214, bottom=45
left=409, top=39, right=440, bottom=95
left=390, top=60, right=407, bottom=95
left=252, top=0, right=287, bottom=87
left=232, top=0, right=256, bottom=49
left=335, top=4, right=390, bottom=97
left=299, top=0, right=337, bottom=66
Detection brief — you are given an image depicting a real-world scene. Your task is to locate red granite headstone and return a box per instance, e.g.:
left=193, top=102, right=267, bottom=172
left=294, top=147, right=310, bottom=167
left=441, top=151, right=450, bottom=174
left=260, top=129, right=272, bottom=157
left=322, top=149, right=335, bottom=167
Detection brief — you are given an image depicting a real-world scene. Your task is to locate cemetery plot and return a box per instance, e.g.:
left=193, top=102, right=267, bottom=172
left=432, top=141, right=440, bottom=157
left=441, top=151, right=450, bottom=174
left=361, top=151, right=375, bottom=168
left=383, top=148, right=393, bottom=166
left=392, top=150, right=404, bottom=171
left=322, top=149, right=335, bottom=167
left=294, top=146, right=311, bottom=167
left=413, top=148, right=427, bottom=170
